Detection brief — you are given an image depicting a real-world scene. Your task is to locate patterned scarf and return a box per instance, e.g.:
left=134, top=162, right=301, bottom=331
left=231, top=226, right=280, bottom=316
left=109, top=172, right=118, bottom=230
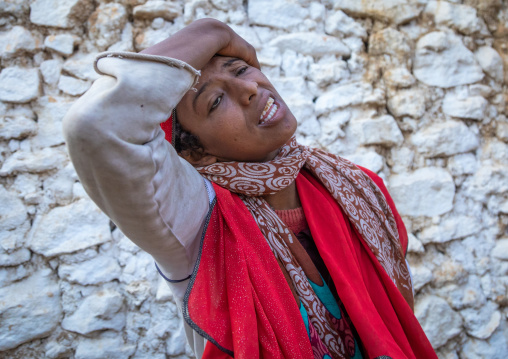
left=197, top=136, right=414, bottom=357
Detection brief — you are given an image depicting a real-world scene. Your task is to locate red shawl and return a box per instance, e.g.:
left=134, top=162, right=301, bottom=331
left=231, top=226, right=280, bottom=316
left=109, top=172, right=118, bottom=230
left=182, top=169, right=436, bottom=359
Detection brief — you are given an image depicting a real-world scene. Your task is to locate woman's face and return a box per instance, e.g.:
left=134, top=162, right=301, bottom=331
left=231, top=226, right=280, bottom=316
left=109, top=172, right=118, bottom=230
left=176, top=56, right=297, bottom=164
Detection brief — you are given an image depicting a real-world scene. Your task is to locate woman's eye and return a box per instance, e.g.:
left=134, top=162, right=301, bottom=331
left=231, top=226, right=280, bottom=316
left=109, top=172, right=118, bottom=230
left=211, top=96, right=222, bottom=110
left=236, top=66, right=248, bottom=76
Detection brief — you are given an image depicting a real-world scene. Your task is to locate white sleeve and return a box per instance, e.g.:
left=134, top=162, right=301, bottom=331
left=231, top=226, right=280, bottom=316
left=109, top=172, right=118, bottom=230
left=63, top=53, right=209, bottom=280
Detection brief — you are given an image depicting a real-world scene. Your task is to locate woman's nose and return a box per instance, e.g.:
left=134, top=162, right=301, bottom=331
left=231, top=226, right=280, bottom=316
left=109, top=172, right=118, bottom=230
left=234, top=79, right=258, bottom=106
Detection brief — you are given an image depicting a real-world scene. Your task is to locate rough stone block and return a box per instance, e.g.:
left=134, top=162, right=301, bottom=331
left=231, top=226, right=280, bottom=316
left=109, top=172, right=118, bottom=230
left=389, top=167, right=455, bottom=216
left=44, top=34, right=76, bottom=56
left=414, top=31, right=484, bottom=88
left=325, top=10, right=367, bottom=39
left=269, top=33, right=350, bottom=57
left=387, top=87, right=426, bottom=118
left=442, top=92, right=488, bottom=120
left=0, top=26, right=42, bottom=58
left=0, top=147, right=66, bottom=176
left=248, top=0, right=308, bottom=29
left=62, top=290, right=125, bottom=334
left=0, top=269, right=61, bottom=351
left=475, top=46, right=504, bottom=80
left=0, top=67, right=40, bottom=103
left=30, top=0, right=93, bottom=28
left=349, top=115, right=403, bottom=147
left=133, top=0, right=182, bottom=21
left=335, top=0, right=421, bottom=24
left=29, top=198, right=111, bottom=257
left=411, top=121, right=479, bottom=157
left=415, top=295, right=463, bottom=348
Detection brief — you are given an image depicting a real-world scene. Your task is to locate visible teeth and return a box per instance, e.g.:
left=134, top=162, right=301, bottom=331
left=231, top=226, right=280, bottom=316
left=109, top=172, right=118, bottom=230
left=259, top=104, right=278, bottom=124
left=260, top=97, right=274, bottom=119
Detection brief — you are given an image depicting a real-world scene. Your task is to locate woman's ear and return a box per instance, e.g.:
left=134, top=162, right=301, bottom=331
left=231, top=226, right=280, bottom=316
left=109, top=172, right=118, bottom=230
left=180, top=150, right=218, bottom=167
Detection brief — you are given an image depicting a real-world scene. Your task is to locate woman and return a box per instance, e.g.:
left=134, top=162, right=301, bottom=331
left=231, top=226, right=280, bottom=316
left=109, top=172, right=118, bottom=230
left=63, top=18, right=436, bottom=359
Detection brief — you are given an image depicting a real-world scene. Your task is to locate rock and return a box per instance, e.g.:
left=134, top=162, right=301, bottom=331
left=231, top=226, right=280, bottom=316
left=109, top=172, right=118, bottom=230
left=29, top=198, right=111, bottom=257
left=410, top=263, right=433, bottom=291
left=156, top=277, right=174, bottom=301
left=75, top=335, right=136, bottom=359
left=0, top=26, right=42, bottom=58
left=418, top=215, right=482, bottom=244
left=447, top=153, right=477, bottom=176
left=63, top=53, right=99, bottom=81
left=0, top=184, right=27, bottom=232
left=30, top=0, right=93, bottom=29
left=281, top=50, right=312, bottom=77
left=88, top=3, right=128, bottom=51
left=0, top=221, right=29, bottom=252
left=415, top=295, right=463, bottom=348
left=407, top=233, right=424, bottom=253
left=475, top=46, right=504, bottom=80
left=424, top=1, right=488, bottom=36
left=107, top=22, right=134, bottom=52
left=443, top=276, right=486, bottom=310
left=0, top=67, right=40, bottom=103
left=492, top=239, right=508, bottom=260
left=0, top=0, right=29, bottom=18
left=315, top=82, right=375, bottom=115
left=269, top=33, right=350, bottom=57
left=463, top=165, right=508, bottom=203
left=349, top=115, right=403, bottom=147
left=480, top=139, right=508, bottom=164
left=58, top=255, right=121, bottom=285
left=325, top=10, right=367, bottom=39
left=389, top=167, right=455, bottom=217
left=309, top=60, right=349, bottom=86
left=248, top=0, right=308, bottom=29
left=343, top=151, right=384, bottom=173
left=133, top=0, right=182, bottom=21
left=31, top=96, right=75, bottom=149
left=387, top=87, right=426, bottom=118
left=383, top=67, right=415, bottom=88
left=30, top=0, right=93, bottom=28
left=0, top=269, right=61, bottom=351
left=296, top=116, right=321, bottom=147
left=0, top=247, right=31, bottom=266
left=0, top=147, right=66, bottom=176
left=166, top=322, right=187, bottom=356
left=0, top=265, right=29, bottom=287
left=58, top=75, right=91, bottom=96
left=442, top=92, right=488, bottom=120
left=335, top=0, right=421, bottom=24
left=414, top=31, right=484, bottom=88
left=318, top=110, right=350, bottom=146
left=62, top=290, right=125, bottom=334
left=461, top=301, right=501, bottom=339
left=0, top=115, right=37, bottom=140
left=460, top=325, right=508, bottom=359
left=44, top=34, right=77, bottom=56
left=43, top=163, right=77, bottom=205
left=369, top=28, right=411, bottom=60
left=269, top=77, right=315, bottom=123
left=411, top=121, right=479, bottom=157
left=40, top=59, right=63, bottom=85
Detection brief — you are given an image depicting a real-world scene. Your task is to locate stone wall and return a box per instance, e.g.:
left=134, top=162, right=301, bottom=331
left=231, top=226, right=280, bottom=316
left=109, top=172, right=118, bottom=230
left=1, top=0, right=507, bottom=358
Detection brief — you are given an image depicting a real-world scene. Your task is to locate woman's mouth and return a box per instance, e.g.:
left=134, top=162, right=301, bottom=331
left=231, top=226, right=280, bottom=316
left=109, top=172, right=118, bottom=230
left=259, top=97, right=279, bottom=125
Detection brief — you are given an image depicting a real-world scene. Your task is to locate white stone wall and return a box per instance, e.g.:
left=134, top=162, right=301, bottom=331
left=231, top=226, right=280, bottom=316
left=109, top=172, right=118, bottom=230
left=1, top=0, right=507, bottom=357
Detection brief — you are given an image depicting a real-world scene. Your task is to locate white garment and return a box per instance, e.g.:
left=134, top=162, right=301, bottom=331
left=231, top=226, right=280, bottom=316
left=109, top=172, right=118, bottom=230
left=63, top=53, right=212, bottom=358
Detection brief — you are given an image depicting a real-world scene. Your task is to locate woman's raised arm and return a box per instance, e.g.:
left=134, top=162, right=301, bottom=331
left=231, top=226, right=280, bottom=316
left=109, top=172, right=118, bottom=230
left=62, top=20, right=251, bottom=281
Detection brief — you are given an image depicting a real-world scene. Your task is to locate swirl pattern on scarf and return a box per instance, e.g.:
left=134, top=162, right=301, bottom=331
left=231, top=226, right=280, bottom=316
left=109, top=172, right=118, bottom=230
left=197, top=136, right=413, bottom=358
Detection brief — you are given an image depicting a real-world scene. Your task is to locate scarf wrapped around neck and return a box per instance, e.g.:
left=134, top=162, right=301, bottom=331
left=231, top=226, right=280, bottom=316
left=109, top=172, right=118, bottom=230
left=198, top=136, right=413, bottom=303
left=186, top=136, right=435, bottom=359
